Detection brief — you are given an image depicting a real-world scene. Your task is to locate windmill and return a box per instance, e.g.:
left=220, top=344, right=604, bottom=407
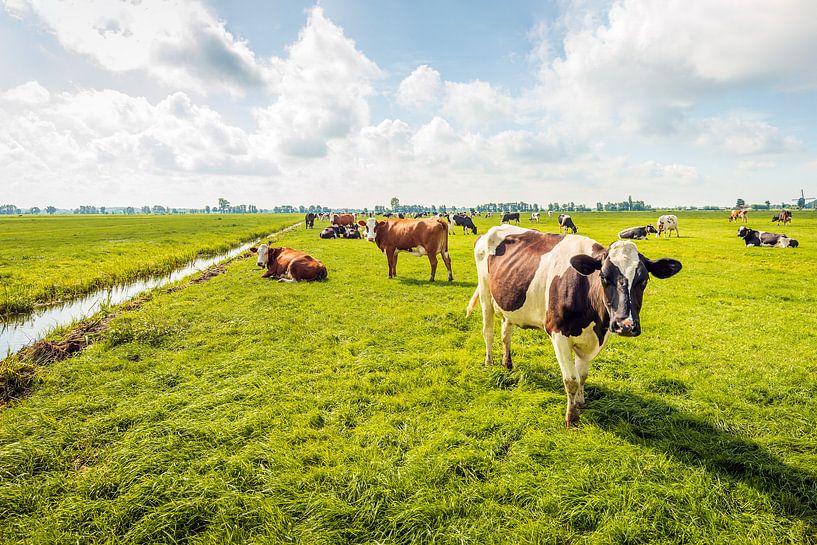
left=791, top=189, right=816, bottom=209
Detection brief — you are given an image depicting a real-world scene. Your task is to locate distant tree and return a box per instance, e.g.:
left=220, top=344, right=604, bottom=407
left=764, top=200, right=771, bottom=209
left=596, top=202, right=604, bottom=211
left=218, top=198, right=230, bottom=212
left=152, top=205, right=166, bottom=214
left=141, top=205, right=151, bottom=214
left=125, top=206, right=135, bottom=214
left=100, top=206, right=106, bottom=214
left=46, top=206, right=57, bottom=214
left=0, top=204, right=20, bottom=215
left=29, top=206, right=41, bottom=215
left=205, top=205, right=211, bottom=214
left=735, top=198, right=746, bottom=208
left=390, top=197, right=400, bottom=211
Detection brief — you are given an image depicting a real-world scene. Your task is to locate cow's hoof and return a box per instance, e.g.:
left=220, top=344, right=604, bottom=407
left=448, top=275, right=453, bottom=282
left=484, top=357, right=493, bottom=366
left=503, top=360, right=513, bottom=370
left=429, top=277, right=435, bottom=282
left=574, top=401, right=586, bottom=410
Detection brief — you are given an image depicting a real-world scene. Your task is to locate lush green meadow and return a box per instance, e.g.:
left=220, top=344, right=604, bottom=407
left=0, top=214, right=301, bottom=315
left=2, top=211, right=817, bottom=543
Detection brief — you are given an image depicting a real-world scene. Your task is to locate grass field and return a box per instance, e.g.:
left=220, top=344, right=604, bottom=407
left=0, top=214, right=301, bottom=315
left=2, top=211, right=817, bottom=543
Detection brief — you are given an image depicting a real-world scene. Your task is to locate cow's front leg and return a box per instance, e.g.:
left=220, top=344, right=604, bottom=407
left=551, top=333, right=580, bottom=427
left=501, top=318, right=514, bottom=370
left=574, top=356, right=590, bottom=408
left=386, top=248, right=397, bottom=278
left=427, top=252, right=437, bottom=282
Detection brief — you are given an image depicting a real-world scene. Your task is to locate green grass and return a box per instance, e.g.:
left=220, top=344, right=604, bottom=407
left=1, top=211, right=817, bottom=543
left=0, top=214, right=301, bottom=314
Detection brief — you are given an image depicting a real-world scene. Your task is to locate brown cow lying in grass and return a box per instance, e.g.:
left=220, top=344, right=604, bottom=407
left=250, top=244, right=327, bottom=282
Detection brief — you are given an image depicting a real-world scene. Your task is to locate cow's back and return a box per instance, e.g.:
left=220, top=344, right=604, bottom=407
left=379, top=218, right=448, bottom=251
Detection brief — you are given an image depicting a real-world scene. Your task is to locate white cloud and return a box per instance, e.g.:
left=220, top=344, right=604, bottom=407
left=442, top=80, right=516, bottom=129
left=396, top=65, right=441, bottom=108
left=3, top=0, right=269, bottom=96
left=253, top=7, right=381, bottom=159
left=696, top=114, right=801, bottom=155
left=1, top=81, right=50, bottom=104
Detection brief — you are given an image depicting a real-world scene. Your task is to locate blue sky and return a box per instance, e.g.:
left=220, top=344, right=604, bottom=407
left=1, top=0, right=816, bottom=209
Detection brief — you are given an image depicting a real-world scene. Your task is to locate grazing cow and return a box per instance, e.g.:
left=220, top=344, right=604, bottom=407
left=547, top=210, right=553, bottom=218
left=485, top=212, right=493, bottom=218
left=250, top=244, right=327, bottom=282
left=466, top=225, right=682, bottom=427
left=772, top=210, right=792, bottom=226
left=343, top=226, right=362, bottom=239
left=737, top=226, right=798, bottom=248
left=657, top=215, right=679, bottom=238
left=305, top=213, right=317, bottom=229
left=331, top=213, right=356, bottom=227
left=451, top=213, right=478, bottom=235
left=502, top=212, right=521, bottom=224
left=557, top=214, right=578, bottom=234
left=319, top=226, right=344, bottom=239
left=530, top=212, right=540, bottom=223
left=414, top=212, right=427, bottom=218
left=618, top=224, right=658, bottom=240
left=362, top=218, right=452, bottom=281
left=729, top=209, right=748, bottom=223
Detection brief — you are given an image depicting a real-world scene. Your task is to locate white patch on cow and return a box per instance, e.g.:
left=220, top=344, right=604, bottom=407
left=256, top=243, right=270, bottom=267
left=401, top=246, right=427, bottom=256
left=608, top=240, right=640, bottom=322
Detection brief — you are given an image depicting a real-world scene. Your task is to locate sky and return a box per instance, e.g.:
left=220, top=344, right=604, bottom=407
left=1, top=0, right=816, bottom=209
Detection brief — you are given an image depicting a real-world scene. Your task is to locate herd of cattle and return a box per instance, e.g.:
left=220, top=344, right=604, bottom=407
left=250, top=208, right=802, bottom=427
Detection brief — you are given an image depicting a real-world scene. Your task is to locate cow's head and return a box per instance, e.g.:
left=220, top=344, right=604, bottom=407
left=737, top=226, right=751, bottom=239
left=252, top=243, right=270, bottom=267
left=364, top=217, right=384, bottom=243
left=645, top=224, right=658, bottom=234
left=569, top=241, right=682, bottom=337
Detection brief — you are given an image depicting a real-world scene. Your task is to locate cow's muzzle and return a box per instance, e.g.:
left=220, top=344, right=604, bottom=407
left=611, top=319, right=641, bottom=337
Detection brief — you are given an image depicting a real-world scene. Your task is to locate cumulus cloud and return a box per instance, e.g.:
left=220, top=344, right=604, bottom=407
left=253, top=7, right=381, bottom=159
left=3, top=0, right=269, bottom=96
left=1, top=81, right=50, bottom=104
left=442, top=80, right=516, bottom=129
left=695, top=114, right=801, bottom=155
left=396, top=65, right=442, bottom=108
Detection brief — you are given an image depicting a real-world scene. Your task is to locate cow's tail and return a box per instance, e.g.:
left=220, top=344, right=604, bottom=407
left=466, top=288, right=480, bottom=318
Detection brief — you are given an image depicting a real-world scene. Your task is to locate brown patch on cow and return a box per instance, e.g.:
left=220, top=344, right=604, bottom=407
left=372, top=218, right=451, bottom=280
left=488, top=231, right=563, bottom=311
left=545, top=245, right=608, bottom=345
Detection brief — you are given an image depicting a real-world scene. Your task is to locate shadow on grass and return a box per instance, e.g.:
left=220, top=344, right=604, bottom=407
left=395, top=277, right=477, bottom=288
left=584, top=385, right=817, bottom=530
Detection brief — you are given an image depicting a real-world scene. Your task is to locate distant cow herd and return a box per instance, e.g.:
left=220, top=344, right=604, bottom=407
left=248, top=207, right=803, bottom=426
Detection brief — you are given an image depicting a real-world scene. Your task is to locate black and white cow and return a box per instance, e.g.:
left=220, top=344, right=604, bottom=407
left=737, top=226, right=798, bottom=248
left=530, top=212, right=540, bottom=223
left=319, top=226, right=344, bottom=239
left=305, top=213, right=317, bottom=229
left=467, top=225, right=682, bottom=427
left=343, top=226, right=362, bottom=239
left=557, top=214, right=578, bottom=234
left=451, top=213, right=478, bottom=234
left=501, top=212, right=520, bottom=224
left=618, top=224, right=657, bottom=240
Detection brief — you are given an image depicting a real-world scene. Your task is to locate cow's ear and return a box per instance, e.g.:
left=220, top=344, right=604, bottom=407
left=358, top=220, right=366, bottom=227
left=249, top=247, right=258, bottom=253
left=642, top=256, right=682, bottom=279
left=377, top=221, right=386, bottom=227
left=570, top=254, right=601, bottom=276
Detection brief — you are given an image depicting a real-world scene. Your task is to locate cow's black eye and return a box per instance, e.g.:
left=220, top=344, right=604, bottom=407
left=599, top=275, right=610, bottom=286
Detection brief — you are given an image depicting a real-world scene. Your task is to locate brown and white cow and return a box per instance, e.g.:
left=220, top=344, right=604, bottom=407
left=250, top=244, right=327, bottom=282
left=331, top=213, right=356, bottom=227
left=729, top=209, right=748, bottom=222
left=362, top=217, right=453, bottom=281
left=772, top=210, right=792, bottom=226
left=466, top=225, right=681, bottom=427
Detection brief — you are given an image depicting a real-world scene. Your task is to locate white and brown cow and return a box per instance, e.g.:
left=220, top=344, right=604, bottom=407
left=362, top=217, right=453, bottom=281
left=656, top=214, right=679, bottom=238
left=467, top=225, right=681, bottom=427
left=729, top=209, right=748, bottom=223
left=250, top=244, right=328, bottom=282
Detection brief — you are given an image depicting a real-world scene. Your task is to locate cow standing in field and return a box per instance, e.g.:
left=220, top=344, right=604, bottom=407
left=558, top=214, right=578, bottom=234
left=451, top=213, right=478, bottom=235
left=657, top=215, right=679, bottom=237
left=251, top=244, right=328, bottom=282
left=502, top=213, right=521, bottom=224
left=729, top=209, right=748, bottom=223
left=305, top=213, right=317, bottom=228
left=547, top=210, right=553, bottom=218
left=618, top=224, right=658, bottom=240
left=485, top=212, right=493, bottom=218
left=362, top=217, right=453, bottom=281
left=331, top=213, right=356, bottom=228
left=737, top=226, right=798, bottom=248
left=467, top=225, right=682, bottom=427
left=772, top=210, right=792, bottom=226
left=530, top=212, right=540, bottom=223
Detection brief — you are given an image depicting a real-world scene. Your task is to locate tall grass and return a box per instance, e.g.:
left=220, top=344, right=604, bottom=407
left=1, top=211, right=816, bottom=543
